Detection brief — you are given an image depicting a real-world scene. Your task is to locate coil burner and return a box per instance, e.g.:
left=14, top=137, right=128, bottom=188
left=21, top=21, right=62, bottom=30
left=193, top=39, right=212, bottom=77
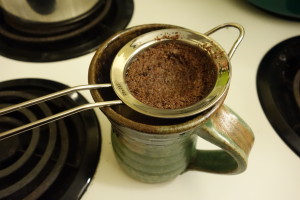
left=257, top=36, right=300, bottom=157
left=0, top=0, right=133, bottom=62
left=0, top=79, right=101, bottom=200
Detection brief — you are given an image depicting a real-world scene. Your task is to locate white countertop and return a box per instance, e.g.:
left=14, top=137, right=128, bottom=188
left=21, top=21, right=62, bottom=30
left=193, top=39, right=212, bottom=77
left=1, top=0, right=300, bottom=200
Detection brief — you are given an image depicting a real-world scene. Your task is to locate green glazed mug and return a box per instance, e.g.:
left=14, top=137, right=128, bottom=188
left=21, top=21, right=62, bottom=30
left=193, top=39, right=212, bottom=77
left=88, top=24, right=255, bottom=183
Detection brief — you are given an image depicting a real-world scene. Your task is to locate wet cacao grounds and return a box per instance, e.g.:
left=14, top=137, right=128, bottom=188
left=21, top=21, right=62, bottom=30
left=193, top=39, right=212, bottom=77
left=125, top=40, right=218, bottom=109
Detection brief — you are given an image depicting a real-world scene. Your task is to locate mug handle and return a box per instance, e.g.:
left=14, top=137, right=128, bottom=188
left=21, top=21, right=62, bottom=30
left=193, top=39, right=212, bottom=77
left=188, top=105, right=254, bottom=174
left=204, top=23, right=245, bottom=60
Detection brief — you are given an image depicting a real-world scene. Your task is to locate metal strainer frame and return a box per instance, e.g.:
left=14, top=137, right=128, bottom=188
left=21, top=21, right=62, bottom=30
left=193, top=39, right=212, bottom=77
left=111, top=23, right=244, bottom=118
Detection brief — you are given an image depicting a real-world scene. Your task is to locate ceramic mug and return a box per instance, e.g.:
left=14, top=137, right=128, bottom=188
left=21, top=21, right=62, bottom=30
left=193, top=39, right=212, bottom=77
left=88, top=24, right=255, bottom=183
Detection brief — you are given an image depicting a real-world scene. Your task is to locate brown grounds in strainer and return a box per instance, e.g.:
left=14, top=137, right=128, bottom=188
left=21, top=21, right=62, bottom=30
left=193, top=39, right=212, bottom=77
left=125, top=40, right=218, bottom=109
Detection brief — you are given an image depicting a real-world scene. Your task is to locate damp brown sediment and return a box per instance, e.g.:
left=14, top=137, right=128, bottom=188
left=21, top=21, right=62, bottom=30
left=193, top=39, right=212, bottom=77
left=125, top=40, right=218, bottom=109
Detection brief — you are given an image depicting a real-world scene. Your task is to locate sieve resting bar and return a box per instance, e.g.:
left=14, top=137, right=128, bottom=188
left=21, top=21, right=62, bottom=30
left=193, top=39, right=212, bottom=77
left=0, top=83, right=123, bottom=140
left=204, top=23, right=245, bottom=60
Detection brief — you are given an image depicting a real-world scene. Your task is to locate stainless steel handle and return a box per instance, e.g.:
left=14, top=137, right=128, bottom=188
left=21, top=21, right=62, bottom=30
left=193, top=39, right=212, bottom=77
left=0, top=84, right=123, bottom=140
left=204, top=23, right=245, bottom=60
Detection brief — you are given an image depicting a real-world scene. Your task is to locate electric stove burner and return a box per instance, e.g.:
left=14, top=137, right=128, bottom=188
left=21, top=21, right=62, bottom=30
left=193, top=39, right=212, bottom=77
left=293, top=70, right=300, bottom=109
left=0, top=0, right=134, bottom=62
left=257, top=36, right=300, bottom=156
left=0, top=79, right=101, bottom=200
left=1, top=0, right=111, bottom=42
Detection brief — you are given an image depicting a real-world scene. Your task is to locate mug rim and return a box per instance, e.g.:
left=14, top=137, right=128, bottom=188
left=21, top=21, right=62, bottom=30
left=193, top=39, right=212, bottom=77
left=88, top=23, right=228, bottom=134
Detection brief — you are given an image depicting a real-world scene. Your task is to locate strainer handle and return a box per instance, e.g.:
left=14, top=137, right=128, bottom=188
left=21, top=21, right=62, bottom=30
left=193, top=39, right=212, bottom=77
left=204, top=23, right=245, bottom=60
left=0, top=84, right=122, bottom=140
left=0, top=84, right=112, bottom=116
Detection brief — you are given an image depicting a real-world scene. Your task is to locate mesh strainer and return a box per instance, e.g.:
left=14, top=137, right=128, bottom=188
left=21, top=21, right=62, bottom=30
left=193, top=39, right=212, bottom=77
left=0, top=23, right=244, bottom=140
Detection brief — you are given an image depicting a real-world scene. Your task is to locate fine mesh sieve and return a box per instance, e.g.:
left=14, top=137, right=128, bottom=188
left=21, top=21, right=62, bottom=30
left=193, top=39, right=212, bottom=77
left=0, top=23, right=244, bottom=140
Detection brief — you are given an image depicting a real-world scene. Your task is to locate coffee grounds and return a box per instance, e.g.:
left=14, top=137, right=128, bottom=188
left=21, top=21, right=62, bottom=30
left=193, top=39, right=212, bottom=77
left=125, top=40, right=217, bottom=109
